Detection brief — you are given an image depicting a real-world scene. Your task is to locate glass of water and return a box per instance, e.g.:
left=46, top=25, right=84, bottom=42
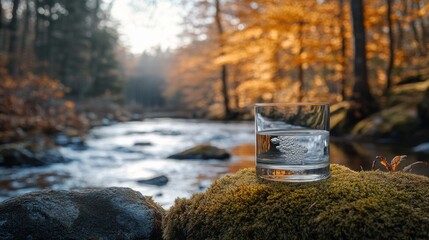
left=255, top=103, right=330, bottom=182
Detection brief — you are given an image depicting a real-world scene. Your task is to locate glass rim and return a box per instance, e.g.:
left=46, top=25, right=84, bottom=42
left=254, top=102, right=329, bottom=107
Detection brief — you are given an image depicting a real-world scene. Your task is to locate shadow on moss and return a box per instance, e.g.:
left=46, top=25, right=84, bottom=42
left=164, top=165, right=429, bottom=240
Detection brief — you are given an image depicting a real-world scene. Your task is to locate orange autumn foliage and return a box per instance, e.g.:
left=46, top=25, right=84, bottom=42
left=165, top=0, right=429, bottom=117
left=0, top=68, right=87, bottom=143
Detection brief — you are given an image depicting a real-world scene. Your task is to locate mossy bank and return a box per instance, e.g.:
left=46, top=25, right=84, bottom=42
left=164, top=165, right=429, bottom=240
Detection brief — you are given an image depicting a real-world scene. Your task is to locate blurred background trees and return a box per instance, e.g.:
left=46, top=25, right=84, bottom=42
left=165, top=0, right=429, bottom=120
left=1, top=0, right=121, bottom=97
left=0, top=0, right=125, bottom=143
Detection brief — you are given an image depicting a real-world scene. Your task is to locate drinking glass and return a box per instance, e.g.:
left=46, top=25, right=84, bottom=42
left=255, top=103, right=330, bottom=182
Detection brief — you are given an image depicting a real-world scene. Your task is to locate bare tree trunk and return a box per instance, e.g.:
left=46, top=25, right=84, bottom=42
left=338, top=0, right=347, bottom=101
left=415, top=0, right=428, bottom=53
left=20, top=0, right=31, bottom=74
left=0, top=0, right=2, bottom=30
left=409, top=0, right=426, bottom=55
left=47, top=0, right=54, bottom=76
left=231, top=66, right=240, bottom=110
left=34, top=0, right=44, bottom=74
left=214, top=0, right=231, bottom=119
left=397, top=0, right=408, bottom=51
left=410, top=21, right=423, bottom=54
left=7, top=0, right=21, bottom=76
left=89, top=0, right=101, bottom=95
left=385, top=0, right=394, bottom=94
left=0, top=0, right=4, bottom=52
left=344, top=0, right=377, bottom=130
left=297, top=21, right=304, bottom=102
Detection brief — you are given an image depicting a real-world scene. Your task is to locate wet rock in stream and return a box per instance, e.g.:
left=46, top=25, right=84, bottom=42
left=54, top=134, right=88, bottom=151
left=151, top=129, right=182, bottom=136
left=0, top=144, right=72, bottom=167
left=413, top=142, right=429, bottom=153
left=125, top=131, right=148, bottom=136
left=137, top=175, right=169, bottom=186
left=134, top=141, right=153, bottom=146
left=113, top=146, right=144, bottom=154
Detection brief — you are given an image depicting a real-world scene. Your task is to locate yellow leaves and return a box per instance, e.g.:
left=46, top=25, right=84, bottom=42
left=365, top=3, right=386, bottom=26
left=215, top=50, right=247, bottom=65
left=167, top=0, right=428, bottom=115
left=0, top=70, right=72, bottom=133
left=64, top=101, right=75, bottom=111
left=304, top=76, right=330, bottom=103
left=230, top=27, right=263, bottom=41
left=418, top=2, right=429, bottom=17
left=234, top=79, right=276, bottom=104
left=376, top=69, right=387, bottom=85
left=314, top=76, right=326, bottom=88
left=367, top=39, right=388, bottom=58
left=334, top=64, right=344, bottom=72
left=280, top=37, right=295, bottom=49
left=302, top=63, right=309, bottom=70
left=394, top=50, right=405, bottom=64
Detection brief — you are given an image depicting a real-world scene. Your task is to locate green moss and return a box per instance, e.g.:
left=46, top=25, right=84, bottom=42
left=168, top=144, right=230, bottom=160
left=164, top=165, right=429, bottom=240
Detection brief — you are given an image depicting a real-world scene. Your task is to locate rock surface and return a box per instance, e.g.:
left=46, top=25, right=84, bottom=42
left=0, top=187, right=164, bottom=240
left=164, top=165, right=429, bottom=240
left=351, top=104, right=421, bottom=138
left=330, top=79, right=429, bottom=140
left=168, top=144, right=230, bottom=160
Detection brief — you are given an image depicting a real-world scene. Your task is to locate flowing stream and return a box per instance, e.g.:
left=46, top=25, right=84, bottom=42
left=1, top=118, right=428, bottom=208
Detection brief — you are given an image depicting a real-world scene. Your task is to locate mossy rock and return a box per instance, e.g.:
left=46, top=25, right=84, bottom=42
left=351, top=104, right=420, bottom=138
left=384, top=78, right=429, bottom=109
left=167, top=144, right=230, bottom=160
left=164, top=165, right=429, bottom=240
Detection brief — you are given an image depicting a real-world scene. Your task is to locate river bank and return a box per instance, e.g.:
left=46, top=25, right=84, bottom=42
left=1, top=119, right=428, bottom=208
left=3, top=75, right=428, bottom=169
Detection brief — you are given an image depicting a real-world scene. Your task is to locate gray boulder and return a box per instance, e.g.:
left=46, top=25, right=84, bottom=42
left=0, top=187, right=164, bottom=240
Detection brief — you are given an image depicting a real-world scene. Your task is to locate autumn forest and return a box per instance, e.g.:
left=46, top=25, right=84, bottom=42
left=167, top=0, right=429, bottom=124
left=1, top=0, right=429, bottom=143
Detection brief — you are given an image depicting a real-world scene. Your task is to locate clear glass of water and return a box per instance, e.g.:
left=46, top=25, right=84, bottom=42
left=255, top=103, right=330, bottom=182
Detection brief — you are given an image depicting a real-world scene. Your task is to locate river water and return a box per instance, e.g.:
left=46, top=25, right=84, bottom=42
left=1, top=118, right=428, bottom=208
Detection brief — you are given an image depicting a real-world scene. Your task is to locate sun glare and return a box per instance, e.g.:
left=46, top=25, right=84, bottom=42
left=111, top=0, right=183, bottom=54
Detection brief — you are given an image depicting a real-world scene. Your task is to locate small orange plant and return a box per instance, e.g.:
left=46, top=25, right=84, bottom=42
left=372, top=155, right=407, bottom=171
